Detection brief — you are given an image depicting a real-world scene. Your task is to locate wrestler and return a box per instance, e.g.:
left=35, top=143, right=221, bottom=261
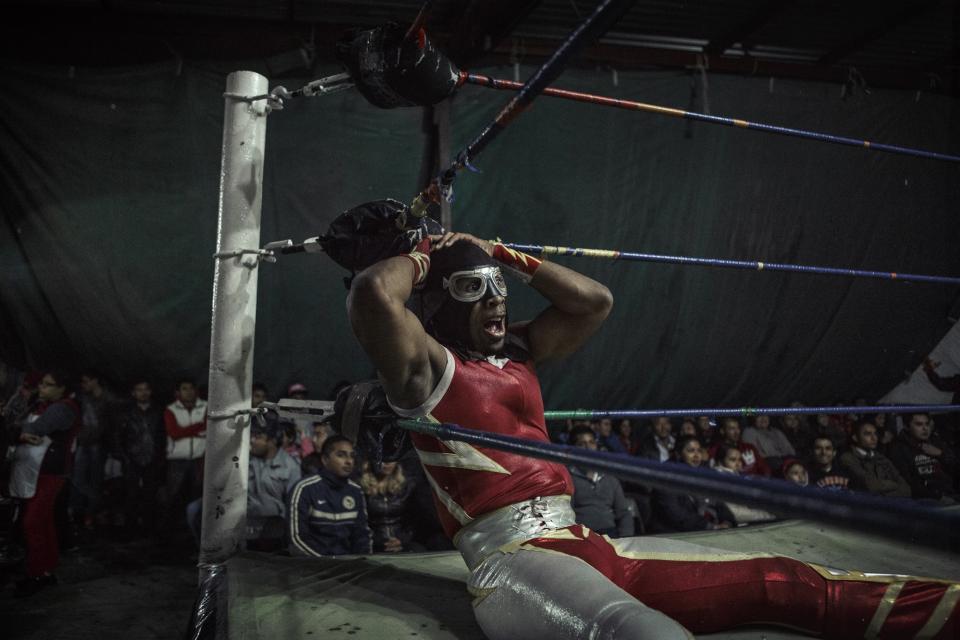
left=344, top=225, right=959, bottom=639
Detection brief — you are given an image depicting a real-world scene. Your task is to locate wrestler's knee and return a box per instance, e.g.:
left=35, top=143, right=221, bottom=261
left=468, top=550, right=691, bottom=640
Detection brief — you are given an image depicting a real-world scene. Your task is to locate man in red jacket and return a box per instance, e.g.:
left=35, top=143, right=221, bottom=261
left=160, top=378, right=206, bottom=540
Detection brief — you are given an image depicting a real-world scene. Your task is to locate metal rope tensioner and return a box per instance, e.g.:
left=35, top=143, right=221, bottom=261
left=223, top=72, right=355, bottom=113
left=208, top=398, right=336, bottom=427
left=212, top=237, right=327, bottom=268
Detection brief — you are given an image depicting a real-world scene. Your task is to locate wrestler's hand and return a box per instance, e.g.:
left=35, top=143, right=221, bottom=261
left=430, top=232, right=492, bottom=255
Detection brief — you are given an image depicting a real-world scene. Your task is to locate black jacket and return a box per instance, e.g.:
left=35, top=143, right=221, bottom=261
left=111, top=401, right=165, bottom=468
left=288, top=468, right=372, bottom=557
left=651, top=487, right=736, bottom=533
left=364, top=478, right=417, bottom=551
left=887, top=432, right=956, bottom=500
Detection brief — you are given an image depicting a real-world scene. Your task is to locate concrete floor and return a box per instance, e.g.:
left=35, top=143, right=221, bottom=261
left=2, top=520, right=958, bottom=640
left=1, top=536, right=197, bottom=640
left=226, top=520, right=960, bottom=640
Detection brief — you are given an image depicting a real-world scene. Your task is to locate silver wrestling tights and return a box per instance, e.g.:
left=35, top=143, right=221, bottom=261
left=469, top=547, right=693, bottom=640
left=455, top=496, right=692, bottom=640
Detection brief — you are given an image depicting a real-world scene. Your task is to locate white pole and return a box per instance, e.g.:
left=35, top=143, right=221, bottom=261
left=200, top=70, right=269, bottom=566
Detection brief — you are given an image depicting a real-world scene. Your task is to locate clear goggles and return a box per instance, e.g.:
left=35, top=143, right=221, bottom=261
left=442, top=265, right=508, bottom=303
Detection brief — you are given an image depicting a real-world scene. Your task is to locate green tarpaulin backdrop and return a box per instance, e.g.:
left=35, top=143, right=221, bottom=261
left=1, top=58, right=958, bottom=410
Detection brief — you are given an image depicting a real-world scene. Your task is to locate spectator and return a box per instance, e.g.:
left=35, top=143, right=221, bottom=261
left=2, top=372, right=40, bottom=495
left=923, top=358, right=960, bottom=403
left=287, top=382, right=308, bottom=400
left=551, top=419, right=572, bottom=444
left=838, top=420, right=910, bottom=498
left=360, top=459, right=418, bottom=552
left=869, top=412, right=896, bottom=450
left=651, top=435, right=735, bottom=532
left=284, top=382, right=316, bottom=452
left=695, top=415, right=717, bottom=446
left=813, top=412, right=847, bottom=450
left=110, top=379, right=165, bottom=538
left=280, top=422, right=304, bottom=462
left=567, top=426, right=634, bottom=538
left=2, top=371, right=40, bottom=428
left=161, top=378, right=207, bottom=540
left=807, top=436, right=850, bottom=491
left=711, top=443, right=778, bottom=525
left=923, top=358, right=960, bottom=438
left=782, top=460, right=809, bottom=486
left=301, top=452, right=323, bottom=476
left=709, top=418, right=771, bottom=477
left=741, top=414, right=795, bottom=473
left=594, top=418, right=627, bottom=454
left=311, top=420, right=335, bottom=454
left=251, top=382, right=268, bottom=407
left=638, top=416, right=675, bottom=462
left=888, top=412, right=956, bottom=503
left=247, top=416, right=301, bottom=550
left=678, top=418, right=698, bottom=438
left=10, top=370, right=81, bottom=596
left=71, top=370, right=118, bottom=532
left=288, top=435, right=371, bottom=557
left=615, top=419, right=638, bottom=455
left=712, top=443, right=742, bottom=473
left=778, top=405, right=814, bottom=459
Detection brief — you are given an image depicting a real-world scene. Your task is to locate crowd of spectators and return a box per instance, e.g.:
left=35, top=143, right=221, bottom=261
left=552, top=401, right=958, bottom=536
left=0, top=366, right=453, bottom=597
left=1, top=361, right=957, bottom=598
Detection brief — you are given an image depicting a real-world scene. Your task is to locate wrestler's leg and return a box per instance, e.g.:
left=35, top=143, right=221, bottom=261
left=468, top=547, right=692, bottom=640
left=608, top=536, right=959, bottom=639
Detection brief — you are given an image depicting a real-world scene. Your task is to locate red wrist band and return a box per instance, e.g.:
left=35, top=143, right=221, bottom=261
left=402, top=251, right=431, bottom=286
left=492, top=242, right=542, bottom=283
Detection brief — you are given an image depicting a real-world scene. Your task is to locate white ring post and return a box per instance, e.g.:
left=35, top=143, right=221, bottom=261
left=201, top=70, right=269, bottom=565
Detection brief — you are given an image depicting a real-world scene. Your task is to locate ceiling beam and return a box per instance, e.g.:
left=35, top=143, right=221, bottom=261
left=445, top=0, right=542, bottom=68
left=703, top=0, right=797, bottom=56
left=818, top=0, right=940, bottom=66
left=486, top=36, right=956, bottom=95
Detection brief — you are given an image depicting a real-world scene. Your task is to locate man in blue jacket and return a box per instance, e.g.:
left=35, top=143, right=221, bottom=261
left=287, top=435, right=371, bottom=556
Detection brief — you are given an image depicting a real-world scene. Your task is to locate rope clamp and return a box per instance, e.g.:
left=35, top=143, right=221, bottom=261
left=223, top=72, right=354, bottom=113
left=213, top=239, right=298, bottom=267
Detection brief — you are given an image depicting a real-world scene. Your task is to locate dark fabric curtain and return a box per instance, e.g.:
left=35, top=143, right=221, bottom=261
left=1, top=59, right=958, bottom=409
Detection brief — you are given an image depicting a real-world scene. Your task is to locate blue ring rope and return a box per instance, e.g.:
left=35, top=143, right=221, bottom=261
left=507, top=244, right=960, bottom=286
left=545, top=404, right=960, bottom=420
left=396, top=418, right=959, bottom=551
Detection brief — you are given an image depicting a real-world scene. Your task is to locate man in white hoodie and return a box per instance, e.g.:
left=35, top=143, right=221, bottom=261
left=161, top=378, right=207, bottom=539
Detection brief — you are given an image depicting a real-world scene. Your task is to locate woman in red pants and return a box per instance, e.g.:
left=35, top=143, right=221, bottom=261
left=13, top=370, right=81, bottom=596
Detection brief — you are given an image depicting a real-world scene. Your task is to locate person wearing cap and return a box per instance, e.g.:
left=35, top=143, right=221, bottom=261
left=286, top=382, right=308, bottom=400
left=247, top=416, right=302, bottom=550
left=284, top=382, right=317, bottom=458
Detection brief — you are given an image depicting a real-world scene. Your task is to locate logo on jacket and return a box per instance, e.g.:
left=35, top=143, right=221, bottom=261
left=342, top=496, right=356, bottom=510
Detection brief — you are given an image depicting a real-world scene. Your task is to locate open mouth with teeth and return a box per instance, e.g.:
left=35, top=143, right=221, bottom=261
left=483, top=316, right=506, bottom=339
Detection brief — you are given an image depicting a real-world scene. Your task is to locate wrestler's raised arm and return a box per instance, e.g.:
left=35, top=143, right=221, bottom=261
left=347, top=255, right=447, bottom=410
left=523, top=260, right=614, bottom=364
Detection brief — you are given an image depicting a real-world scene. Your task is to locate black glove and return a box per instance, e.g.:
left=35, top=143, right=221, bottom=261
left=336, top=22, right=460, bottom=109
left=334, top=380, right=411, bottom=464
left=319, top=198, right=443, bottom=285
